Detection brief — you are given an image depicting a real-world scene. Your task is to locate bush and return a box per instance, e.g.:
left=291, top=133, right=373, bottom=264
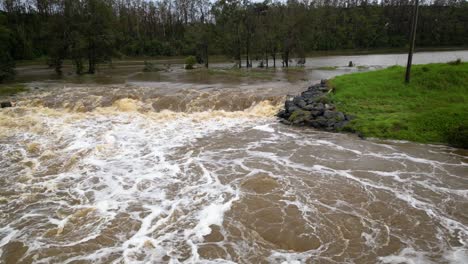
left=185, top=56, right=196, bottom=70
left=0, top=54, right=15, bottom=82
left=0, top=84, right=26, bottom=96
left=142, top=61, right=162, bottom=72
left=0, top=24, right=15, bottom=82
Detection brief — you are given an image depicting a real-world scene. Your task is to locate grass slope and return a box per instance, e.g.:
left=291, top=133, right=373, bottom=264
left=0, top=84, right=27, bottom=97
left=330, top=62, right=468, bottom=148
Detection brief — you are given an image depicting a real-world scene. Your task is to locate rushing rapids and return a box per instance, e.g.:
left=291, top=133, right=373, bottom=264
left=1, top=83, right=467, bottom=264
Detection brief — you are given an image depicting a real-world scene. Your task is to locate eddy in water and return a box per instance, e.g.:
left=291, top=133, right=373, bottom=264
left=0, top=77, right=467, bottom=264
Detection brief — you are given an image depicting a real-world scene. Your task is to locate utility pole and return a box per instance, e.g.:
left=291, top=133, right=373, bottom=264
left=405, top=0, right=420, bottom=83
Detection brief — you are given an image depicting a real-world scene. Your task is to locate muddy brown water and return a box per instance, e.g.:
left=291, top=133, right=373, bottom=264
left=1, top=51, right=468, bottom=263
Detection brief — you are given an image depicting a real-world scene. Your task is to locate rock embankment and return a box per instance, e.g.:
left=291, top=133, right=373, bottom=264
left=277, top=80, right=352, bottom=131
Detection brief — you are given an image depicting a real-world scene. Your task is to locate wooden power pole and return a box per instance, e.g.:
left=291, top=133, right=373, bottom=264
left=405, top=0, right=420, bottom=83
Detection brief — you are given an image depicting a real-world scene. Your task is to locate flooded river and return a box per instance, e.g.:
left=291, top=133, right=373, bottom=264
left=1, top=51, right=468, bottom=263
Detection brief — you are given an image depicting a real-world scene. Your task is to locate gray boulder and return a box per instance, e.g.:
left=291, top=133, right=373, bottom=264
left=293, top=97, right=307, bottom=108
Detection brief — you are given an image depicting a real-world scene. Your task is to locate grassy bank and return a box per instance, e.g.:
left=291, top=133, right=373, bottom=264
left=0, top=84, right=27, bottom=97
left=329, top=62, right=468, bottom=148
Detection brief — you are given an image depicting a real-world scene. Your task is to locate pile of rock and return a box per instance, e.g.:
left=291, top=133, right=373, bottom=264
left=277, top=80, right=352, bottom=131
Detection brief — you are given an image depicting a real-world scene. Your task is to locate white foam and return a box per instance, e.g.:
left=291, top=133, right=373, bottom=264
left=443, top=248, right=468, bottom=264
left=1, top=102, right=467, bottom=263
left=379, top=248, right=434, bottom=264
left=192, top=203, right=231, bottom=240
left=0, top=227, right=17, bottom=256
left=253, top=124, right=275, bottom=133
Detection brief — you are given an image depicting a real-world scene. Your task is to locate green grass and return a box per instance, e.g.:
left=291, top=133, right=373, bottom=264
left=329, top=62, right=468, bottom=148
left=0, top=84, right=27, bottom=96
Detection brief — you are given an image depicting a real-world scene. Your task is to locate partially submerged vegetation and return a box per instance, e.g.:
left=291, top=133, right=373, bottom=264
left=207, top=68, right=276, bottom=79
left=142, top=61, right=163, bottom=72
left=0, top=15, right=15, bottom=82
left=184, top=56, right=197, bottom=70
left=317, top=66, right=338, bottom=71
left=0, top=84, right=27, bottom=96
left=329, top=62, right=468, bottom=148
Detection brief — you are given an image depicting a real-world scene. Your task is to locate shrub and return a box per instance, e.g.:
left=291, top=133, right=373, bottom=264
left=0, top=24, right=15, bottom=82
left=185, top=56, right=196, bottom=70
left=143, top=61, right=162, bottom=72
left=0, top=84, right=26, bottom=96
left=0, top=54, right=15, bottom=82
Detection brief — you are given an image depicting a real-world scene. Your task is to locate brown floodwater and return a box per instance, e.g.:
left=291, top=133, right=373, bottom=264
left=1, top=51, right=468, bottom=263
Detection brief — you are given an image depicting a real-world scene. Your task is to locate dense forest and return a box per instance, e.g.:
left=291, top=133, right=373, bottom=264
left=1, top=0, right=467, bottom=80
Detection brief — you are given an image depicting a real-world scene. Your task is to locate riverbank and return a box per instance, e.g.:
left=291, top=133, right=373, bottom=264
left=14, top=47, right=468, bottom=67
left=0, top=84, right=26, bottom=96
left=329, top=62, right=468, bottom=148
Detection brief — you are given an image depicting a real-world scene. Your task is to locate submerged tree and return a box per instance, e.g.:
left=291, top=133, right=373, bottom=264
left=44, top=0, right=116, bottom=74
left=82, top=0, right=116, bottom=74
left=0, top=13, right=15, bottom=82
left=212, top=0, right=244, bottom=68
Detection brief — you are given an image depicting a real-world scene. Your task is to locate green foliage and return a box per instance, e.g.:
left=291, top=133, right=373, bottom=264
left=330, top=63, right=468, bottom=148
left=0, top=58, right=15, bottom=82
left=0, top=84, right=26, bottom=96
left=1, top=1, right=468, bottom=69
left=185, top=56, right=197, bottom=70
left=0, top=14, right=15, bottom=82
left=314, top=96, right=331, bottom=104
left=288, top=109, right=309, bottom=123
left=40, top=0, right=116, bottom=74
left=120, top=39, right=174, bottom=57
left=143, top=61, right=162, bottom=72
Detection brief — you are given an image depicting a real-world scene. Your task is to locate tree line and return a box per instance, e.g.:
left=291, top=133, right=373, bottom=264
left=1, top=0, right=467, bottom=81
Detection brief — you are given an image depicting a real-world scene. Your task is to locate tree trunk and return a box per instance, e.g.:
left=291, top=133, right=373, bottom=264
left=284, top=51, right=289, bottom=68
left=54, top=61, right=62, bottom=75
left=236, top=28, right=241, bottom=68
left=237, top=45, right=242, bottom=69
left=74, top=58, right=83, bottom=75
left=246, top=44, right=249, bottom=68
left=246, top=31, right=252, bottom=68
left=204, top=43, right=209, bottom=68
left=88, top=60, right=95, bottom=74
left=88, top=50, right=95, bottom=74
